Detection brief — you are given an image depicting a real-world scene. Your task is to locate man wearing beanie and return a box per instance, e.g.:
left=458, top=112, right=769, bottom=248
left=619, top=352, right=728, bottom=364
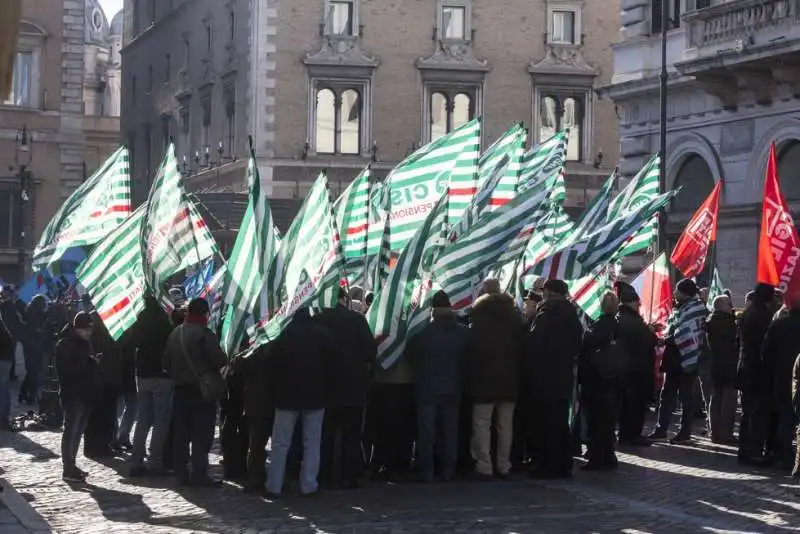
left=649, top=278, right=707, bottom=444
left=406, top=290, right=467, bottom=483
left=615, top=281, right=659, bottom=446
left=737, top=283, right=775, bottom=465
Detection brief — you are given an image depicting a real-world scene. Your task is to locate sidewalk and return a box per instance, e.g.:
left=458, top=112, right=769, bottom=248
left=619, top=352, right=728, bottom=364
left=0, top=477, right=54, bottom=534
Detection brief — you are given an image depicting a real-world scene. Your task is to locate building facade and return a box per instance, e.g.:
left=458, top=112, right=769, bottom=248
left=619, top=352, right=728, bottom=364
left=0, top=0, right=122, bottom=282
left=601, top=0, right=800, bottom=298
left=121, top=0, right=621, bottom=216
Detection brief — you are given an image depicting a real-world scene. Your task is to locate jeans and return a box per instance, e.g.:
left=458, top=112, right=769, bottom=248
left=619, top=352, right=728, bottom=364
left=131, top=377, right=174, bottom=469
left=173, top=385, right=217, bottom=480
left=472, top=402, right=515, bottom=476
left=61, top=398, right=91, bottom=471
left=116, top=391, right=139, bottom=444
left=0, top=360, right=12, bottom=423
left=417, top=395, right=459, bottom=481
left=655, top=372, right=698, bottom=437
left=321, top=406, right=365, bottom=486
left=708, top=385, right=737, bottom=442
left=266, top=408, right=325, bottom=495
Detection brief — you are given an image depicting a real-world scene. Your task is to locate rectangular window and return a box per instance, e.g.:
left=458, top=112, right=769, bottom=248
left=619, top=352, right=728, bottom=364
left=442, top=6, right=466, bottom=40
left=538, top=91, right=586, bottom=162
left=147, top=65, right=153, bottom=92
left=0, top=186, right=20, bottom=248
left=552, top=11, right=576, bottom=44
left=329, top=1, right=354, bottom=35
left=652, top=0, right=682, bottom=33
left=427, top=87, right=476, bottom=142
left=165, top=53, right=170, bottom=83
left=2, top=51, right=33, bottom=107
left=312, top=83, right=366, bottom=155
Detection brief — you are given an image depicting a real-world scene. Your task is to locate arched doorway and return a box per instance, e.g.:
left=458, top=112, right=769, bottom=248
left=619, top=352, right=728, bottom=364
left=777, top=140, right=800, bottom=201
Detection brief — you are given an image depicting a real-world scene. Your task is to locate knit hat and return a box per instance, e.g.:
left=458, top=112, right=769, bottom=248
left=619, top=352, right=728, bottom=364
left=431, top=290, right=451, bottom=309
left=676, top=278, right=698, bottom=298
left=73, top=311, right=93, bottom=330
left=614, top=280, right=640, bottom=304
left=543, top=279, right=569, bottom=297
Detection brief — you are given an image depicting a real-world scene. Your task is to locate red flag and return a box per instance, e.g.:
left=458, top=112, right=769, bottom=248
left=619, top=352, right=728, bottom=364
left=756, top=143, right=800, bottom=300
left=670, top=182, right=721, bottom=277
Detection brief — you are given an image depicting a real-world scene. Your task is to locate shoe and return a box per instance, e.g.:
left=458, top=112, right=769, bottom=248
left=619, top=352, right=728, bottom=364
left=75, top=467, right=88, bottom=478
left=62, top=469, right=86, bottom=483
left=301, top=489, right=323, bottom=498
left=669, top=434, right=692, bottom=445
left=263, top=491, right=282, bottom=500
left=647, top=430, right=668, bottom=441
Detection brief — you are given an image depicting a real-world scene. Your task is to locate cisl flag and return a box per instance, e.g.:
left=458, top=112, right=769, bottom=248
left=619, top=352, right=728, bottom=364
left=631, top=252, right=672, bottom=328
left=670, top=182, right=721, bottom=278
left=756, top=143, right=800, bottom=300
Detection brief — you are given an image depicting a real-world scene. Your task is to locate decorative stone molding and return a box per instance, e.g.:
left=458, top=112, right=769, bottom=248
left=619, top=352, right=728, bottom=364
left=528, top=43, right=597, bottom=85
left=695, top=72, right=739, bottom=111
left=664, top=132, right=723, bottom=194
left=417, top=40, right=489, bottom=77
left=303, top=35, right=379, bottom=79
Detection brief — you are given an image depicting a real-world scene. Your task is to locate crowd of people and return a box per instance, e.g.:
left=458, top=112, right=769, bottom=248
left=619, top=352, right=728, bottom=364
left=0, top=276, right=798, bottom=496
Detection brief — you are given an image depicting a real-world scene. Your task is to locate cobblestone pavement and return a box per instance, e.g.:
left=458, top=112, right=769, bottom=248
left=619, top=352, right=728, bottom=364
left=2, top=397, right=799, bottom=533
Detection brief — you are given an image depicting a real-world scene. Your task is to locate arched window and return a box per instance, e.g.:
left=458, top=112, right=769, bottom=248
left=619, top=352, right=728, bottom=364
left=427, top=89, right=475, bottom=142
left=671, top=154, right=715, bottom=213
left=315, top=87, right=362, bottom=155
left=452, top=93, right=471, bottom=130
left=430, top=92, right=448, bottom=141
left=538, top=92, right=585, bottom=161
left=777, top=140, right=800, bottom=201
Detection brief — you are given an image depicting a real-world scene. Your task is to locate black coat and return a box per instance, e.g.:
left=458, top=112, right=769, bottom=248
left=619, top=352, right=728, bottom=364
left=760, top=308, right=800, bottom=406
left=705, top=310, right=738, bottom=387
left=0, top=317, right=13, bottom=362
left=407, top=313, right=468, bottom=404
left=526, top=297, right=583, bottom=400
left=737, top=302, right=773, bottom=391
left=579, top=312, right=620, bottom=384
left=316, top=305, right=376, bottom=408
left=0, top=300, right=27, bottom=345
left=55, top=329, right=99, bottom=403
left=133, top=301, right=174, bottom=378
left=616, top=305, right=657, bottom=378
left=242, top=344, right=277, bottom=418
left=269, top=311, right=337, bottom=411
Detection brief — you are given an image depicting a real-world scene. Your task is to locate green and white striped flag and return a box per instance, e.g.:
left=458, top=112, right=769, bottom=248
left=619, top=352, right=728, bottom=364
left=558, top=169, right=616, bottom=249
left=707, top=266, right=725, bottom=312
left=608, top=155, right=661, bottom=258
left=33, top=146, right=131, bottom=268
left=569, top=266, right=612, bottom=321
left=449, top=155, right=509, bottom=243
left=252, top=173, right=344, bottom=348
left=515, top=206, right=575, bottom=290
left=477, top=124, right=526, bottom=209
left=334, top=166, right=370, bottom=282
left=219, top=146, right=281, bottom=355
left=367, top=118, right=481, bottom=252
left=76, top=205, right=147, bottom=340
left=517, top=131, right=568, bottom=193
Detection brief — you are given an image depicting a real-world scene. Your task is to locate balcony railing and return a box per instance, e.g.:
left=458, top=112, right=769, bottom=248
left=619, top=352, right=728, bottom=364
left=685, top=0, right=799, bottom=49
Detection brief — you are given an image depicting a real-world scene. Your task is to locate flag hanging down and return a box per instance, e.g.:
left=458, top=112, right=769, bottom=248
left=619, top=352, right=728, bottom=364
left=706, top=266, right=725, bottom=311
left=477, top=124, right=526, bottom=209
left=33, top=146, right=131, bottom=269
left=516, top=131, right=568, bottom=193
left=670, top=181, right=722, bottom=278
left=76, top=205, right=147, bottom=340
left=334, top=167, right=371, bottom=283
left=251, top=173, right=344, bottom=349
left=367, top=118, right=481, bottom=253
left=219, top=145, right=281, bottom=354
left=756, top=142, right=800, bottom=301
left=630, top=252, right=673, bottom=327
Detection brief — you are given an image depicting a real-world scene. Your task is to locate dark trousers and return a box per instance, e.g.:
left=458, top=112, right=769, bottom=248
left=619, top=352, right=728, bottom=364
left=655, top=371, right=697, bottom=437
left=162, top=417, right=175, bottom=470
left=772, top=402, right=798, bottom=467
left=510, top=396, right=533, bottom=467
left=708, top=384, right=737, bottom=442
left=61, top=398, right=91, bottom=472
left=321, top=406, right=365, bottom=487
left=246, top=416, right=273, bottom=489
left=584, top=382, right=618, bottom=466
left=528, top=396, right=573, bottom=476
left=173, top=386, right=217, bottom=480
left=618, top=373, right=653, bottom=441
left=739, top=389, right=770, bottom=459
left=416, top=395, right=459, bottom=481
left=19, top=345, right=43, bottom=402
left=220, top=389, right=249, bottom=479
left=371, top=384, right=415, bottom=477
left=83, top=384, right=118, bottom=457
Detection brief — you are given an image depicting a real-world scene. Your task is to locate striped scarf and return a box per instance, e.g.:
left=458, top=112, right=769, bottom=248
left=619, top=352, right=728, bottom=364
left=667, top=297, right=707, bottom=371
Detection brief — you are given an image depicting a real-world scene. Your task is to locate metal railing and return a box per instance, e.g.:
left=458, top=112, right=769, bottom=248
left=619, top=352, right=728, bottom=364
left=685, top=0, right=799, bottom=48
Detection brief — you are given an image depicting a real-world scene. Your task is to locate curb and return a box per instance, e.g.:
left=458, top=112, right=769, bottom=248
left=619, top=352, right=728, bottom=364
left=0, top=478, right=56, bottom=534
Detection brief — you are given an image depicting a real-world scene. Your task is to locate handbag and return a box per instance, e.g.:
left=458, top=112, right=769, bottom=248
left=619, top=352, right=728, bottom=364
left=178, top=326, right=226, bottom=401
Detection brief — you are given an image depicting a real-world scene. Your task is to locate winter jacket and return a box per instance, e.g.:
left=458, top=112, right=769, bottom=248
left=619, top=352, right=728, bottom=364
left=526, top=297, right=583, bottom=400
left=134, top=300, right=175, bottom=378
left=579, top=312, right=621, bottom=384
left=268, top=311, right=337, bottom=411
left=55, top=328, right=99, bottom=403
left=316, top=304, right=377, bottom=408
left=91, top=321, right=123, bottom=389
left=242, top=344, right=277, bottom=418
left=705, top=310, right=739, bottom=387
left=465, top=293, right=524, bottom=403
left=0, top=316, right=13, bottom=362
left=0, top=299, right=27, bottom=345
left=737, top=302, right=774, bottom=391
left=616, top=304, right=657, bottom=378
left=164, top=321, right=228, bottom=388
left=407, top=312, right=467, bottom=404
left=760, top=308, right=800, bottom=406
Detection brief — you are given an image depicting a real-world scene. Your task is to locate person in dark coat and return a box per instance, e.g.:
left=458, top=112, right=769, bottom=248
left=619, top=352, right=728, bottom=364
left=759, top=292, right=800, bottom=470
left=220, top=351, right=249, bottom=481
left=792, top=353, right=800, bottom=478
left=19, top=295, right=48, bottom=404
left=83, top=312, right=122, bottom=459
left=580, top=291, right=622, bottom=471
left=705, top=295, right=739, bottom=444
left=316, top=288, right=376, bottom=489
left=55, top=312, right=99, bottom=482
left=265, top=307, right=336, bottom=497
left=0, top=308, right=15, bottom=430
left=242, top=343, right=277, bottom=493
left=615, top=281, right=658, bottom=447
left=737, top=283, right=776, bottom=465
left=525, top=279, right=583, bottom=479
left=466, top=287, right=524, bottom=479
left=112, top=338, right=138, bottom=451
left=407, top=290, right=467, bottom=483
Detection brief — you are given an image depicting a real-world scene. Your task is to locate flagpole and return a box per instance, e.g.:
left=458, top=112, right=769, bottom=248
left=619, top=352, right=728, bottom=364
left=657, top=0, right=669, bottom=259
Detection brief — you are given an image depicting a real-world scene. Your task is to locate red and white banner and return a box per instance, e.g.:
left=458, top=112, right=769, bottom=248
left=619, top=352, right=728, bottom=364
left=670, top=182, right=721, bottom=278
left=631, top=252, right=672, bottom=328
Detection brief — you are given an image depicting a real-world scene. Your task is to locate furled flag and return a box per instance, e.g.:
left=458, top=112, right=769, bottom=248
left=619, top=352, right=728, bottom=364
left=608, top=154, right=661, bottom=258
left=76, top=205, right=147, bottom=339
left=706, top=266, right=725, bottom=312
left=516, top=131, right=568, bottom=193
left=140, top=144, right=218, bottom=309
left=220, top=144, right=280, bottom=355
left=33, top=146, right=131, bottom=269
left=670, top=182, right=722, bottom=278
left=333, top=166, right=370, bottom=281
left=756, top=142, right=800, bottom=301
left=630, top=252, right=673, bottom=327
left=366, top=118, right=481, bottom=252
